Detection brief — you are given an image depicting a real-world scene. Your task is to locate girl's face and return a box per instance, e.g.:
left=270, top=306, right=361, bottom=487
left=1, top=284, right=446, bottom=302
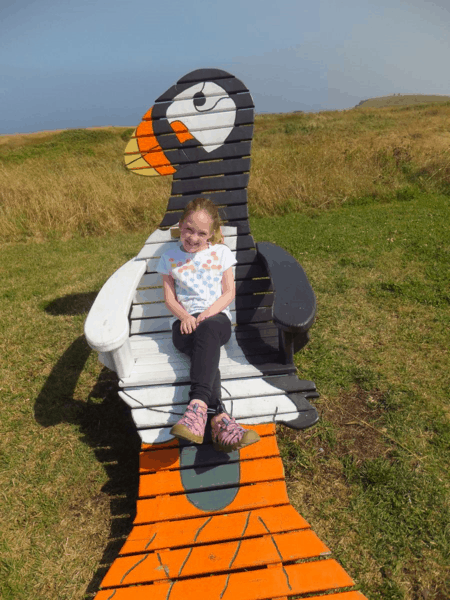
left=179, top=210, right=214, bottom=253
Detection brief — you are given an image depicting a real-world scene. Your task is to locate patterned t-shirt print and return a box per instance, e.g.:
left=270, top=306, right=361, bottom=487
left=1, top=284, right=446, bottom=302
left=156, top=241, right=237, bottom=328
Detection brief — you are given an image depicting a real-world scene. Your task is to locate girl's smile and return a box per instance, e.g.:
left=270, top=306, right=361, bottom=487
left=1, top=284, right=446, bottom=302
left=180, top=210, right=213, bottom=253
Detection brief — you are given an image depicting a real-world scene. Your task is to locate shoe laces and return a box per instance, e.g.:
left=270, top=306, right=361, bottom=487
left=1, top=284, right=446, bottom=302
left=214, top=415, right=244, bottom=440
left=183, top=402, right=207, bottom=426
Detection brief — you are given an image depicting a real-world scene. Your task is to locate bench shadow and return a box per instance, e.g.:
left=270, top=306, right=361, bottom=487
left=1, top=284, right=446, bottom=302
left=33, top=292, right=141, bottom=598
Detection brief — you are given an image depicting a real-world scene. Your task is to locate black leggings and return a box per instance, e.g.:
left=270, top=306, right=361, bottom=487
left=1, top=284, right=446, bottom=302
left=172, top=312, right=232, bottom=413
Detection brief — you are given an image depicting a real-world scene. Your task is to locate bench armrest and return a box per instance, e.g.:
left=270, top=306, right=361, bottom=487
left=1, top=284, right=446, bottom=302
left=256, top=241, right=316, bottom=332
left=256, top=241, right=317, bottom=364
left=84, top=258, right=147, bottom=353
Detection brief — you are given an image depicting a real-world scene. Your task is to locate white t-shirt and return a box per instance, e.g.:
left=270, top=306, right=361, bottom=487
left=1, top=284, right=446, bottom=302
left=156, top=240, right=237, bottom=328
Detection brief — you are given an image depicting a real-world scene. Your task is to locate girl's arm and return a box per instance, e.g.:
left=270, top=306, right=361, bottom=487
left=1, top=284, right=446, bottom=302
left=200, top=267, right=235, bottom=319
left=162, top=274, right=191, bottom=321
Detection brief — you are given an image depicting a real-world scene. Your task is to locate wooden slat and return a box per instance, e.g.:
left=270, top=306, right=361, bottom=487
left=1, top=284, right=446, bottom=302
left=164, top=186, right=249, bottom=210
left=120, top=503, right=309, bottom=555
left=133, top=278, right=272, bottom=303
left=158, top=123, right=253, bottom=152
left=130, top=338, right=277, bottom=362
left=94, top=559, right=354, bottom=600
left=150, top=100, right=253, bottom=123
left=134, top=480, right=290, bottom=524
left=163, top=142, right=252, bottom=171
left=134, top=411, right=308, bottom=445
left=121, top=376, right=284, bottom=409
left=120, top=361, right=298, bottom=389
left=139, top=434, right=281, bottom=473
left=129, top=292, right=273, bottom=320
left=155, top=75, right=250, bottom=102
left=172, top=156, right=250, bottom=179
left=129, top=114, right=253, bottom=162
left=172, top=173, right=250, bottom=195
left=100, top=529, right=329, bottom=588
left=121, top=375, right=313, bottom=410
left=131, top=395, right=302, bottom=430
left=129, top=305, right=275, bottom=335
left=139, top=456, right=284, bottom=497
left=140, top=423, right=276, bottom=452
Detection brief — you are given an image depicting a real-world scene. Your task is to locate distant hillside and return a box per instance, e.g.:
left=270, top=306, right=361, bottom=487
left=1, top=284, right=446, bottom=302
left=356, top=94, right=450, bottom=108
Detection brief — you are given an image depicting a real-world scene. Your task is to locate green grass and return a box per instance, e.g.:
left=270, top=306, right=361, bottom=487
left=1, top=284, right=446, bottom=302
left=0, top=128, right=121, bottom=163
left=0, top=192, right=449, bottom=599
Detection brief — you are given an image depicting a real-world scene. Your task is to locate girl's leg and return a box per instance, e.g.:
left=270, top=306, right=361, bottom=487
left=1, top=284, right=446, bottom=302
left=172, top=313, right=231, bottom=412
left=170, top=313, right=230, bottom=443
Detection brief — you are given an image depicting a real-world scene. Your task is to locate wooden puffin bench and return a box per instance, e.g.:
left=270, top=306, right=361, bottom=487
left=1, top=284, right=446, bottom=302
left=84, top=68, right=368, bottom=600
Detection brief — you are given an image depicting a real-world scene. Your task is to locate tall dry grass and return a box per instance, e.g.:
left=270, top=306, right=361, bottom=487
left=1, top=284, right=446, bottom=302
left=1, top=103, right=450, bottom=242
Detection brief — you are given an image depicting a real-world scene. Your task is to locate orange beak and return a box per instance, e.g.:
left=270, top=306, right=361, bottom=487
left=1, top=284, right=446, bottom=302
left=124, top=107, right=195, bottom=177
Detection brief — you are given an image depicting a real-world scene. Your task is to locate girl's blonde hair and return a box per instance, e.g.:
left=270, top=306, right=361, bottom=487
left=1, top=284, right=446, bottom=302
left=178, top=197, right=224, bottom=246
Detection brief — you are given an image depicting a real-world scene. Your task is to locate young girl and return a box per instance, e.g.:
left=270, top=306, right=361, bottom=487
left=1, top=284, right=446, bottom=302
left=156, top=197, right=260, bottom=453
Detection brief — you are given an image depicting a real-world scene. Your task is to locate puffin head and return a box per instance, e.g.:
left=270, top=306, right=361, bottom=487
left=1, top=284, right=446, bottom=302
left=124, top=68, right=254, bottom=178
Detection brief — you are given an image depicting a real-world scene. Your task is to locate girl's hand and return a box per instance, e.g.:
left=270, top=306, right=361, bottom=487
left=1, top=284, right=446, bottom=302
left=180, top=315, right=198, bottom=335
left=196, top=310, right=211, bottom=325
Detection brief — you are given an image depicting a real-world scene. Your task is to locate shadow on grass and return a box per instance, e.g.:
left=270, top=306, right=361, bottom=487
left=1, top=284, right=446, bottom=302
left=34, top=293, right=141, bottom=599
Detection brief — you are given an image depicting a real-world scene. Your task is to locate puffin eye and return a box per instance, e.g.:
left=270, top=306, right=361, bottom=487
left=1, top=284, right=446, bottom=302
left=193, top=91, right=206, bottom=109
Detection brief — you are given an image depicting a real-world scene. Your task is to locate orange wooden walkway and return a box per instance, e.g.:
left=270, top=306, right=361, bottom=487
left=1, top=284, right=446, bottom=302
left=95, top=424, right=368, bottom=600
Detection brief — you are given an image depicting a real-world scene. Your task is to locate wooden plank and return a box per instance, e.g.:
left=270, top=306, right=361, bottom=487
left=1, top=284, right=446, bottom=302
left=121, top=375, right=282, bottom=409
left=120, top=359, right=261, bottom=384
left=131, top=395, right=302, bottom=430
left=171, top=173, right=249, bottom=195
left=128, top=305, right=275, bottom=335
left=100, top=529, right=330, bottom=588
left=120, top=503, right=309, bottom=555
left=155, top=75, right=250, bottom=102
left=128, top=321, right=278, bottom=346
left=139, top=434, right=281, bottom=473
left=172, top=156, right=251, bottom=179
left=150, top=100, right=253, bottom=123
left=163, top=187, right=249, bottom=211
left=132, top=412, right=304, bottom=444
left=163, top=142, right=252, bottom=171
left=121, top=375, right=312, bottom=410
left=159, top=124, right=254, bottom=152
left=127, top=327, right=277, bottom=351
left=129, top=293, right=273, bottom=320
left=140, top=423, right=275, bottom=452
left=133, top=278, right=272, bottom=303
left=119, top=361, right=298, bottom=389
left=94, top=559, right=354, bottom=600
left=130, top=339, right=277, bottom=362
left=134, top=480, right=290, bottom=524
left=139, top=456, right=284, bottom=497
left=131, top=110, right=253, bottom=154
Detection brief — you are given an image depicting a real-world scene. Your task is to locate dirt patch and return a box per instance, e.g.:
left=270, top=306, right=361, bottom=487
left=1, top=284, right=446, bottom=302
left=278, top=385, right=391, bottom=471
left=321, top=386, right=390, bottom=463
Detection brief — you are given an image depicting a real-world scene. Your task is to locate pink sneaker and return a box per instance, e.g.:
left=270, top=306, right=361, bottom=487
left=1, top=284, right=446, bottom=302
left=170, top=401, right=207, bottom=444
left=211, top=414, right=260, bottom=453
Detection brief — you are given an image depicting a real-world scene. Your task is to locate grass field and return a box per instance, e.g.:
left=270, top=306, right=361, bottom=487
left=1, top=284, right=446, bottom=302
left=357, top=94, right=450, bottom=108
left=0, top=105, right=449, bottom=600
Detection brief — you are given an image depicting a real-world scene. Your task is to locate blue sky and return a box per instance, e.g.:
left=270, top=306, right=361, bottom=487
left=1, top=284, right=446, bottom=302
left=1, top=0, right=449, bottom=134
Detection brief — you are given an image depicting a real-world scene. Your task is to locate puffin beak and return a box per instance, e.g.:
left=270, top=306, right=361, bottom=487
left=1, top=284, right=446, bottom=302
left=124, top=105, right=181, bottom=177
